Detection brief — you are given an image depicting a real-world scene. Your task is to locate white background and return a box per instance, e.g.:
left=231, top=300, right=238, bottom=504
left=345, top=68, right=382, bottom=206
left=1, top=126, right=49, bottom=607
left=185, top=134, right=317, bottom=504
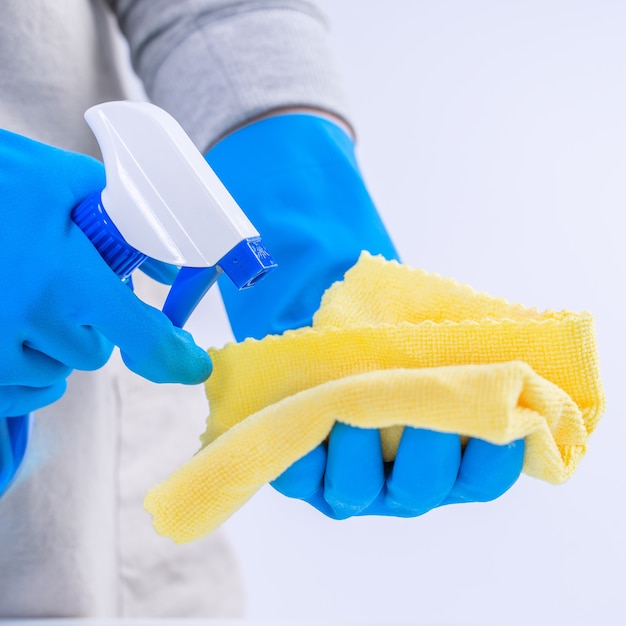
left=187, top=2, right=625, bottom=624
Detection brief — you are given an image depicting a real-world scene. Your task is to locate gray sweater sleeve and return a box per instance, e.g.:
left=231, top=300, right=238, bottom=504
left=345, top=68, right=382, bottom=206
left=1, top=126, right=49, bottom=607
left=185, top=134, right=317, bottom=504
left=105, top=0, right=351, bottom=152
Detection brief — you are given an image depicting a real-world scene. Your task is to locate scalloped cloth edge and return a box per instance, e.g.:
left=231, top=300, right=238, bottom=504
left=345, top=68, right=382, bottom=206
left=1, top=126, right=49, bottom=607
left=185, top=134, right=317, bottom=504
left=144, top=252, right=605, bottom=543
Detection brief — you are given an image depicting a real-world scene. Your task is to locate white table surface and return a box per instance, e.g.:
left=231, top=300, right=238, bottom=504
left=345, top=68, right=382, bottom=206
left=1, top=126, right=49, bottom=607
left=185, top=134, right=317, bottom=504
left=0, top=621, right=427, bottom=626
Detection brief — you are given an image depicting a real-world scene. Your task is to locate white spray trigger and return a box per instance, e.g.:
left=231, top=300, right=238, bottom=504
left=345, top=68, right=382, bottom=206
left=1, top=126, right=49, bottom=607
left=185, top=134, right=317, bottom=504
left=85, top=101, right=259, bottom=266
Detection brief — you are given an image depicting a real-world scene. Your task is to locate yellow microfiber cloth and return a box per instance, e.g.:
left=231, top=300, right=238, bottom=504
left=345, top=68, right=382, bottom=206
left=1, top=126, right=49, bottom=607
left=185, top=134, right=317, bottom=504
left=144, top=253, right=605, bottom=543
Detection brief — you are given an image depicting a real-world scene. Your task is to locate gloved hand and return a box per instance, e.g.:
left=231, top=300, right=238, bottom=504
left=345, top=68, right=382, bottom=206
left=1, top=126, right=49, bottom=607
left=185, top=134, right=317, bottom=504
left=206, top=114, right=524, bottom=519
left=0, top=129, right=213, bottom=419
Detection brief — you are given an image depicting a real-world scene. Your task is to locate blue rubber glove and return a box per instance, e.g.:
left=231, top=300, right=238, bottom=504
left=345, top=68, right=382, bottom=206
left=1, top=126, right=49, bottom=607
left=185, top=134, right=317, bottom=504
left=206, top=114, right=524, bottom=519
left=0, top=129, right=213, bottom=416
left=139, top=258, right=180, bottom=285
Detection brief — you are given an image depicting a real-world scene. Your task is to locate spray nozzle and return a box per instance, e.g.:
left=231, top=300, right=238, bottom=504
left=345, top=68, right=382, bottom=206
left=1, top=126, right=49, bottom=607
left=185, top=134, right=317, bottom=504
left=72, top=100, right=277, bottom=325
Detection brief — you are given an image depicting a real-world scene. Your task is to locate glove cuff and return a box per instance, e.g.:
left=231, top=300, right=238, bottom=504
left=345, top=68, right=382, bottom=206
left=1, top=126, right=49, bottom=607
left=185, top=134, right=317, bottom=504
left=206, top=114, right=398, bottom=340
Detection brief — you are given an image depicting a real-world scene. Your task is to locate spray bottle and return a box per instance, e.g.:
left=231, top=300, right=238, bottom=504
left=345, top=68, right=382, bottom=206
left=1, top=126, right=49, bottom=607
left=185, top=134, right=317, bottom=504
left=0, top=101, right=277, bottom=495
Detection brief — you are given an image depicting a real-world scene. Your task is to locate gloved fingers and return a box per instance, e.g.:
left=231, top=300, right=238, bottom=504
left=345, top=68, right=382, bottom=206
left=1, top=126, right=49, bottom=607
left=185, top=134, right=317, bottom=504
left=301, top=489, right=344, bottom=519
left=323, top=423, right=385, bottom=518
left=24, top=322, right=113, bottom=372
left=55, top=146, right=106, bottom=207
left=0, top=131, right=105, bottom=208
left=0, top=381, right=67, bottom=416
left=271, top=443, right=326, bottom=499
left=270, top=443, right=369, bottom=521
left=271, top=444, right=344, bottom=520
left=70, top=244, right=212, bottom=385
left=385, top=427, right=462, bottom=515
left=442, top=437, right=526, bottom=505
left=139, top=258, right=180, bottom=285
left=0, top=343, right=72, bottom=388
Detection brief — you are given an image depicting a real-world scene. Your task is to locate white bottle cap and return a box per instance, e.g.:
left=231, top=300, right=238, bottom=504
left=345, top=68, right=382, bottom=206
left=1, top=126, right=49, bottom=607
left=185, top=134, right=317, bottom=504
left=85, top=101, right=259, bottom=267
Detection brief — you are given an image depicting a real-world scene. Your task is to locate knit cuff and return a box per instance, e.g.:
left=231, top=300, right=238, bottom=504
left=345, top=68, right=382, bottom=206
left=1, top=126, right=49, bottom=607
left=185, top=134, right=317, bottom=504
left=116, top=2, right=351, bottom=152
